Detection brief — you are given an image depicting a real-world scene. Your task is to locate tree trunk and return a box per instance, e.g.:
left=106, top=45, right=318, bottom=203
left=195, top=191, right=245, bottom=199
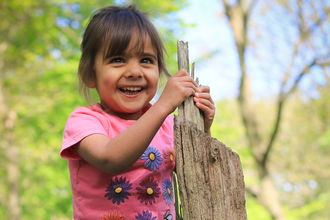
left=174, top=41, right=247, bottom=219
left=0, top=96, right=20, bottom=220
left=0, top=41, right=20, bottom=220
left=221, top=1, right=287, bottom=219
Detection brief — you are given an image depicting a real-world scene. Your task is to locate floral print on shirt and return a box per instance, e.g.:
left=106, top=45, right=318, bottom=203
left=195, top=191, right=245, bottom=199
left=162, top=177, right=173, bottom=205
left=136, top=176, right=161, bottom=205
left=141, top=145, right=163, bottom=171
left=135, top=210, right=157, bottom=220
left=101, top=142, right=175, bottom=219
left=164, top=146, right=175, bottom=170
left=101, top=210, right=125, bottom=220
left=105, top=177, right=132, bottom=205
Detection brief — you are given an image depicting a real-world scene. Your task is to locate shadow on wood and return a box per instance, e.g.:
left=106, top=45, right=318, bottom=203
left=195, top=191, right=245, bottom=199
left=173, top=40, right=247, bottom=220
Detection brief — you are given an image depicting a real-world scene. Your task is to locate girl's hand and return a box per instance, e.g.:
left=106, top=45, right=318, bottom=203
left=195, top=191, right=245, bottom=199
left=156, top=70, right=215, bottom=136
left=194, top=85, right=215, bottom=137
left=157, top=69, right=199, bottom=114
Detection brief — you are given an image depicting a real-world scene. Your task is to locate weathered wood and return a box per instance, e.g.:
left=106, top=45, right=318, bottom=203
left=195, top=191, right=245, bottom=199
left=174, top=40, right=247, bottom=220
left=177, top=40, right=204, bottom=132
left=177, top=41, right=188, bottom=120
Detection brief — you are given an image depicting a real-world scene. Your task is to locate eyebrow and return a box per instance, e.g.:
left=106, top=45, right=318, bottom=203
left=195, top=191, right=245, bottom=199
left=105, top=52, right=157, bottom=61
left=142, top=52, right=157, bottom=60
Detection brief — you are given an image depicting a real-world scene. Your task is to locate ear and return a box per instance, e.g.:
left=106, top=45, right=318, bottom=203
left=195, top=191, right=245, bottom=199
left=79, top=69, right=96, bottom=88
left=87, top=66, right=98, bottom=88
left=87, top=78, right=96, bottom=88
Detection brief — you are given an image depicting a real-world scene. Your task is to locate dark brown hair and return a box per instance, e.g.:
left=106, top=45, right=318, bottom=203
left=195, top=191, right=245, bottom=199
left=78, top=5, right=170, bottom=102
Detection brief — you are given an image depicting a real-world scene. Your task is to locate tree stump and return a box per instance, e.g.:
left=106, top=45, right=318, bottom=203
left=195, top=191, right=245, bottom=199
left=173, top=40, right=247, bottom=220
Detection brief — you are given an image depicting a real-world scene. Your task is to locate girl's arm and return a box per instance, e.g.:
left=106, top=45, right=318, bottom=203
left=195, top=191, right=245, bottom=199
left=73, top=70, right=198, bottom=174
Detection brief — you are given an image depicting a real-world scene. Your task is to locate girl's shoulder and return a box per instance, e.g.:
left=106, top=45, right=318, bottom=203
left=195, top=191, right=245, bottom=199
left=61, top=104, right=108, bottom=160
left=64, top=104, right=110, bottom=131
left=67, top=104, right=112, bottom=123
left=71, top=103, right=105, bottom=116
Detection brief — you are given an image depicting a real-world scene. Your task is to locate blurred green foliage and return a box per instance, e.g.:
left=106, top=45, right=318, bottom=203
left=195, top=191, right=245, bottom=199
left=1, top=0, right=329, bottom=219
left=0, top=0, right=189, bottom=219
left=211, top=88, right=330, bottom=219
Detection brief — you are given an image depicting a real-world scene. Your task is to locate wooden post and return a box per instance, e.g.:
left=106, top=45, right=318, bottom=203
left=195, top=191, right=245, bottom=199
left=174, top=40, right=247, bottom=220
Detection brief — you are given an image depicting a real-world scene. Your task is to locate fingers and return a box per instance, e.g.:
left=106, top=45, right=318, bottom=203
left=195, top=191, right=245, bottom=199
left=173, top=69, right=199, bottom=88
left=197, top=85, right=210, bottom=93
left=194, top=86, right=214, bottom=105
left=169, top=70, right=199, bottom=96
left=157, top=70, right=200, bottom=114
left=194, top=95, right=215, bottom=118
left=176, top=82, right=198, bottom=97
left=194, top=87, right=213, bottom=101
left=193, top=85, right=215, bottom=136
left=194, top=97, right=214, bottom=110
left=174, top=69, right=190, bottom=77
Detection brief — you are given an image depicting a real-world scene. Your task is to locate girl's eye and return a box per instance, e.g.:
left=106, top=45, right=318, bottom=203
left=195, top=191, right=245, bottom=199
left=110, top=57, right=124, bottom=63
left=141, top=58, right=153, bottom=64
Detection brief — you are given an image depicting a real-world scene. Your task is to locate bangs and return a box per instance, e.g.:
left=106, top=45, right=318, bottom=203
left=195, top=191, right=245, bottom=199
left=102, top=12, right=149, bottom=60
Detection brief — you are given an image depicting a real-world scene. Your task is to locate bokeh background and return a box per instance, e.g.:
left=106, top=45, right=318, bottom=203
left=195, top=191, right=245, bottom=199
left=1, top=0, right=329, bottom=219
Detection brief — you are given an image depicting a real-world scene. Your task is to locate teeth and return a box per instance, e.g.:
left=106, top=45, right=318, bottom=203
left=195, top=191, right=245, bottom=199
left=121, top=87, right=142, bottom=91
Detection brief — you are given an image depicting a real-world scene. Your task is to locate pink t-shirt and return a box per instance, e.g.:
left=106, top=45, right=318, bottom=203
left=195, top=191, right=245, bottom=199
left=61, top=104, right=176, bottom=220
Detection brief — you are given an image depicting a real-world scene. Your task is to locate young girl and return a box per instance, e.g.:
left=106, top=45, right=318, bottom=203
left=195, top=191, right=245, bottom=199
left=61, top=5, right=215, bottom=220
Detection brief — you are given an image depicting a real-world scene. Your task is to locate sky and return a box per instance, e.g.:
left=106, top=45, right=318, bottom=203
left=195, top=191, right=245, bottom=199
left=175, top=0, right=329, bottom=101
left=176, top=0, right=240, bottom=101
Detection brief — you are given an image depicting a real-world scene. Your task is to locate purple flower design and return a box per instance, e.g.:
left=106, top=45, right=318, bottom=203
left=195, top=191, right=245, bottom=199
left=105, top=176, right=132, bottom=205
left=141, top=145, right=162, bottom=171
left=136, top=176, right=161, bottom=205
left=162, top=177, right=173, bottom=205
left=135, top=210, right=157, bottom=220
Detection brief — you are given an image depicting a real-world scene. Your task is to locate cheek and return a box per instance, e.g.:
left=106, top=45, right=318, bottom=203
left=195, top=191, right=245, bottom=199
left=99, top=75, right=115, bottom=88
left=147, top=69, right=159, bottom=84
left=151, top=75, right=159, bottom=89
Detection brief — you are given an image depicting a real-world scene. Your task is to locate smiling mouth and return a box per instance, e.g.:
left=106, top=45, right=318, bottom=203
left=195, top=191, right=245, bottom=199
left=120, top=87, right=143, bottom=95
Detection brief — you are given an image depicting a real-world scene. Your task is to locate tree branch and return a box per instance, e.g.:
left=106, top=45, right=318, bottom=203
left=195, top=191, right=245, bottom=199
left=245, top=186, right=258, bottom=198
left=221, top=0, right=232, bottom=18
left=305, top=8, right=330, bottom=36
left=221, top=0, right=262, bottom=164
left=316, top=60, right=330, bottom=67
left=247, top=0, right=259, bottom=14
left=262, top=59, right=317, bottom=166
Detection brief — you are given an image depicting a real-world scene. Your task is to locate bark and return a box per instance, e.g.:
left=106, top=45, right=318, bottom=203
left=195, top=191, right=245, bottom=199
left=0, top=40, right=20, bottom=220
left=177, top=41, right=204, bottom=132
left=4, top=110, right=19, bottom=220
left=174, top=41, right=247, bottom=219
left=0, top=92, right=20, bottom=220
left=174, top=117, right=247, bottom=220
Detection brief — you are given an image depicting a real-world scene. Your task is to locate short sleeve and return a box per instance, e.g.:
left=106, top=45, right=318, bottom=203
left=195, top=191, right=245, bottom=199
left=61, top=107, right=108, bottom=160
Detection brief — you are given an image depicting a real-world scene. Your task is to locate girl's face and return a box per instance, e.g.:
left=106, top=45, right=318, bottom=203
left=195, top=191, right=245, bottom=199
left=90, top=34, right=160, bottom=120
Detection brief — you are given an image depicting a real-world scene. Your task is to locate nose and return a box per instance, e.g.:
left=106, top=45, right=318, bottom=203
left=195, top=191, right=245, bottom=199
left=125, top=60, right=142, bottom=79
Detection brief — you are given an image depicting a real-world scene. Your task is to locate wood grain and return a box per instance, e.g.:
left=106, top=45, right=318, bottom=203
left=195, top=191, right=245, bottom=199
left=174, top=40, right=247, bottom=220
